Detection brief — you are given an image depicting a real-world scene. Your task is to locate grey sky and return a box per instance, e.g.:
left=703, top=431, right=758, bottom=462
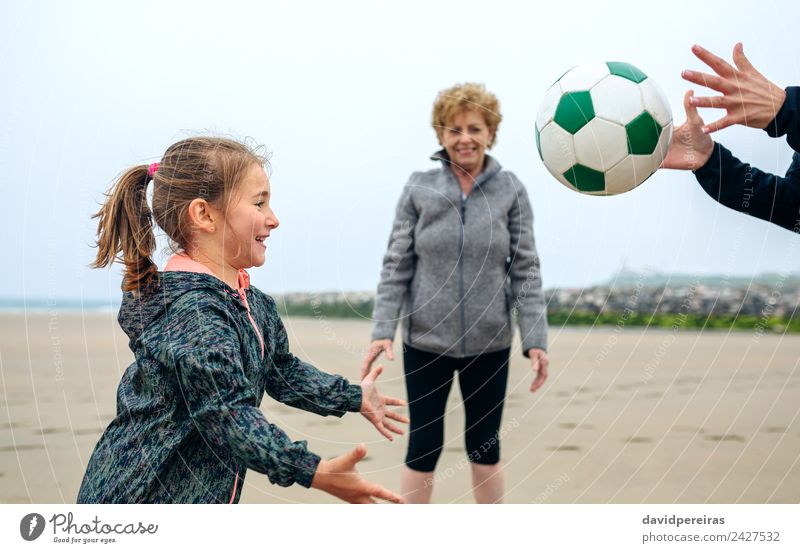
left=1, top=0, right=799, bottom=303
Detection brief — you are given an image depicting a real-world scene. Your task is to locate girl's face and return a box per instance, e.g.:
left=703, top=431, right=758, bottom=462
left=440, top=109, right=494, bottom=175
left=220, top=163, right=279, bottom=269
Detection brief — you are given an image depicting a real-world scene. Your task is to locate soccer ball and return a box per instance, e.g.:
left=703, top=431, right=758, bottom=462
left=535, top=62, right=672, bottom=195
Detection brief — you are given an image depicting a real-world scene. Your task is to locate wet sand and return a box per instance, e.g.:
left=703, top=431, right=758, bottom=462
left=1, top=312, right=799, bottom=503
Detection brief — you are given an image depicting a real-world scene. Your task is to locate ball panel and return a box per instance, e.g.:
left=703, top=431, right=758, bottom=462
left=591, top=75, right=645, bottom=125
left=535, top=125, right=542, bottom=160
left=606, top=61, right=647, bottom=83
left=640, top=78, right=672, bottom=127
left=540, top=122, right=577, bottom=175
left=605, top=155, right=657, bottom=194
left=563, top=163, right=605, bottom=193
left=535, top=83, right=563, bottom=130
left=651, top=122, right=673, bottom=166
left=559, top=62, right=611, bottom=92
left=554, top=91, right=595, bottom=134
left=626, top=111, right=662, bottom=155
left=573, top=118, right=628, bottom=172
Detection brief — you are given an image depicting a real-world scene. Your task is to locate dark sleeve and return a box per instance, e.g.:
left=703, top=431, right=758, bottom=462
left=507, top=173, right=548, bottom=356
left=693, top=143, right=800, bottom=233
left=370, top=176, right=420, bottom=341
left=163, top=292, right=320, bottom=488
left=262, top=296, right=362, bottom=417
left=764, top=86, right=800, bottom=153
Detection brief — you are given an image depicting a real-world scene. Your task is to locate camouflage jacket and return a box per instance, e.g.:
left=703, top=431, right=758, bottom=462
left=77, top=269, right=362, bottom=503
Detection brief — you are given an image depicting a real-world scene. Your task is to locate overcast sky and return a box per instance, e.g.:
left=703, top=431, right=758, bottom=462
left=1, top=0, right=799, bottom=303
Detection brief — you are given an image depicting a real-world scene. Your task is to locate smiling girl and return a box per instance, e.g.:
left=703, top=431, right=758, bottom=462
left=77, top=136, right=407, bottom=504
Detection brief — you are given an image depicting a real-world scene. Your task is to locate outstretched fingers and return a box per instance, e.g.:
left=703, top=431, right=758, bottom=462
left=702, top=115, right=735, bottom=134
left=383, top=420, right=405, bottom=436
left=375, top=421, right=394, bottom=441
left=682, top=69, right=727, bottom=92
left=384, top=409, right=410, bottom=423
left=691, top=43, right=735, bottom=77
left=370, top=485, right=405, bottom=504
left=381, top=395, right=406, bottom=407
left=732, top=42, right=755, bottom=73
left=682, top=90, right=704, bottom=125
left=689, top=94, right=731, bottom=109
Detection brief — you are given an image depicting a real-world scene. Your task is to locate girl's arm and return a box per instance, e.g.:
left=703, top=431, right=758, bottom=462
left=262, top=296, right=363, bottom=417
left=693, top=144, right=800, bottom=233
left=163, top=292, right=320, bottom=488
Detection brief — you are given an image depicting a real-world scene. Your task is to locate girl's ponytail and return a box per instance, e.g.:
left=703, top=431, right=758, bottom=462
left=92, top=165, right=158, bottom=292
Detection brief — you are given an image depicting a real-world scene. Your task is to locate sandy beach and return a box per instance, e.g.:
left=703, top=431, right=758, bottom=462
left=1, top=312, right=799, bottom=504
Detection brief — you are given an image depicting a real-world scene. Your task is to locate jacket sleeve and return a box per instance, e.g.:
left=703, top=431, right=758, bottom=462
left=693, top=143, right=800, bottom=233
left=765, top=86, right=800, bottom=153
left=507, top=174, right=549, bottom=356
left=370, top=176, right=420, bottom=341
left=262, top=296, right=362, bottom=417
left=162, top=292, right=321, bottom=488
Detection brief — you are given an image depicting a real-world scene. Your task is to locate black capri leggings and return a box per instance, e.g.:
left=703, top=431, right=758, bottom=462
left=403, top=344, right=510, bottom=472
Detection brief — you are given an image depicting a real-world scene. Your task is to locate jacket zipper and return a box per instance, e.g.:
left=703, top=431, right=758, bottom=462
left=229, top=287, right=264, bottom=503
left=459, top=193, right=467, bottom=356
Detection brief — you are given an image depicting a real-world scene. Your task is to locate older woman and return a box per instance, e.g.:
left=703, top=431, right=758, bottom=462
left=362, top=83, right=549, bottom=503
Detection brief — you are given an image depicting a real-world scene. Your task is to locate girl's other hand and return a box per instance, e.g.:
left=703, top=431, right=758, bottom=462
left=360, top=364, right=409, bottom=441
left=311, top=444, right=405, bottom=504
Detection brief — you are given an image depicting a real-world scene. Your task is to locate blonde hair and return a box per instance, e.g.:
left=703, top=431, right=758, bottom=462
left=92, top=136, right=268, bottom=292
left=431, top=82, right=502, bottom=147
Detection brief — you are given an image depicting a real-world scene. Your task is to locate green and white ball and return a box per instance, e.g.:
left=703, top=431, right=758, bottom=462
left=535, top=62, right=672, bottom=195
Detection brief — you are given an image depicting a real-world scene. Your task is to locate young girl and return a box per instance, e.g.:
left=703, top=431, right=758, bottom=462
left=77, top=136, right=408, bottom=504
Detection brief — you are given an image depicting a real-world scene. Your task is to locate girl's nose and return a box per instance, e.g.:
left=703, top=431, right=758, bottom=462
left=268, top=210, right=280, bottom=229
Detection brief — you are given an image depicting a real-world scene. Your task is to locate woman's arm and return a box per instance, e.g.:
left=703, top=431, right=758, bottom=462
left=163, top=292, right=320, bottom=488
left=370, top=179, right=419, bottom=342
left=506, top=174, right=548, bottom=356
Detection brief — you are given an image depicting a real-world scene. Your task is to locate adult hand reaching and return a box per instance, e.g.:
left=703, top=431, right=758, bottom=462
left=661, top=90, right=715, bottom=171
left=360, top=363, right=409, bottom=441
left=682, top=43, right=786, bottom=134
left=361, top=339, right=394, bottom=379
left=311, top=444, right=405, bottom=503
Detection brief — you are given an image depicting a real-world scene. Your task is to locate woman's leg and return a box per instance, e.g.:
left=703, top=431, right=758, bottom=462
left=400, top=465, right=435, bottom=504
left=471, top=461, right=505, bottom=504
left=402, top=344, right=456, bottom=503
left=457, top=348, right=510, bottom=504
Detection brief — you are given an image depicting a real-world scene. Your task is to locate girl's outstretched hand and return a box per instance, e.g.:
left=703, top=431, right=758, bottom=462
left=360, top=364, right=409, bottom=441
left=661, top=90, right=715, bottom=171
left=682, top=43, right=786, bottom=133
left=311, top=444, right=405, bottom=504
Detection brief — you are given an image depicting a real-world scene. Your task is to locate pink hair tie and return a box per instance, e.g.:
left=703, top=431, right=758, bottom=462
left=147, top=162, right=159, bottom=177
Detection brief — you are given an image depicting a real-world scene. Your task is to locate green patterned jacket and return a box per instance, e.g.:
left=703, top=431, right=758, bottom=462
left=77, top=271, right=362, bottom=503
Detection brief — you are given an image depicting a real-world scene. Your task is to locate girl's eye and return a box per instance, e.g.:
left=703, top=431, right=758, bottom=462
left=255, top=201, right=265, bottom=208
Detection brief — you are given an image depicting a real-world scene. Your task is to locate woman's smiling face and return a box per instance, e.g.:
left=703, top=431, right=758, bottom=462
left=440, top=109, right=495, bottom=174
left=220, top=163, right=279, bottom=269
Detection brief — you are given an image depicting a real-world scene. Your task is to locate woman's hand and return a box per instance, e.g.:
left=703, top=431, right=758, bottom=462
left=661, top=90, right=715, bottom=171
left=311, top=444, right=405, bottom=503
left=360, top=364, right=409, bottom=441
left=682, top=43, right=786, bottom=134
left=361, top=339, right=394, bottom=380
left=528, top=348, right=549, bottom=393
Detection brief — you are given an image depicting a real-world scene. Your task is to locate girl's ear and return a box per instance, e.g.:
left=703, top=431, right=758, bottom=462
left=186, top=198, right=218, bottom=233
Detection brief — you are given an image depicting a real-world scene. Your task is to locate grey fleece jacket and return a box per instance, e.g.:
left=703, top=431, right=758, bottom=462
left=371, top=150, right=548, bottom=358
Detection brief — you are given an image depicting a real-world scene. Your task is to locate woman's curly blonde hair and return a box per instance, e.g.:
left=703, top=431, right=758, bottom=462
left=431, top=82, right=502, bottom=148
